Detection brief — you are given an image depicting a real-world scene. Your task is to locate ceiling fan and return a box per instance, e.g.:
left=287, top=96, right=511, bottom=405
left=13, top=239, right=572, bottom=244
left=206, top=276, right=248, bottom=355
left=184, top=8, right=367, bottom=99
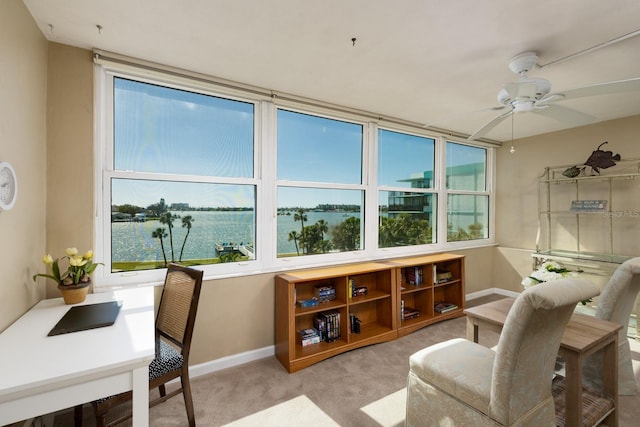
left=466, top=51, right=640, bottom=141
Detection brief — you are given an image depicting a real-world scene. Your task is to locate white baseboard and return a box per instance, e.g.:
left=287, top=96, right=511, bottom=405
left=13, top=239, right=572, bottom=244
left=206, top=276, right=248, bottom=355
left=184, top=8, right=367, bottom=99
left=466, top=287, right=519, bottom=301
left=189, top=345, right=275, bottom=379
left=187, top=288, right=520, bottom=378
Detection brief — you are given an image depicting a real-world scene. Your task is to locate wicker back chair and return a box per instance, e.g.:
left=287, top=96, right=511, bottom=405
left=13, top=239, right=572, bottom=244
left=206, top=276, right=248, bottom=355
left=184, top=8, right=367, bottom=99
left=93, top=263, right=203, bottom=427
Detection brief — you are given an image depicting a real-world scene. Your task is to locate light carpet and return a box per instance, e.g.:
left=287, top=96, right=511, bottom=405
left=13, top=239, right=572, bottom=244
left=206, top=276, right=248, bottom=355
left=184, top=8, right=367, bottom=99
left=360, top=388, right=406, bottom=427
left=222, top=395, right=340, bottom=427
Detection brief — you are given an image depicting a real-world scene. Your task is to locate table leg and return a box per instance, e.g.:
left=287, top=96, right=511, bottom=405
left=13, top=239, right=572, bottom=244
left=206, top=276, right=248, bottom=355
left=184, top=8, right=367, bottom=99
left=560, top=350, right=581, bottom=427
left=602, top=338, right=618, bottom=427
left=466, top=317, right=479, bottom=343
left=131, top=365, right=149, bottom=427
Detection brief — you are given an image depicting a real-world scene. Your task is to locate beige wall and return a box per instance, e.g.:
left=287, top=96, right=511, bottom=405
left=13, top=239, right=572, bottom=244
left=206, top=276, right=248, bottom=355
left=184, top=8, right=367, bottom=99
left=0, top=0, right=47, bottom=331
left=44, top=43, right=95, bottom=298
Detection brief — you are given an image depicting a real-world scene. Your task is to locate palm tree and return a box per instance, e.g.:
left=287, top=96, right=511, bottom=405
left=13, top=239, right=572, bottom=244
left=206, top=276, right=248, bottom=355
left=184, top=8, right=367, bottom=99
left=293, top=208, right=307, bottom=232
left=293, top=208, right=307, bottom=253
left=288, top=230, right=300, bottom=255
left=159, top=212, right=180, bottom=262
left=316, top=219, right=328, bottom=240
left=152, top=227, right=168, bottom=266
left=179, top=215, right=194, bottom=262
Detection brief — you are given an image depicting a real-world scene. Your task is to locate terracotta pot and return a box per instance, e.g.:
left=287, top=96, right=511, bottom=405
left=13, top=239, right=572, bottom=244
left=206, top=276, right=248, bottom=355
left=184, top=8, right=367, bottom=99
left=58, top=281, right=91, bottom=304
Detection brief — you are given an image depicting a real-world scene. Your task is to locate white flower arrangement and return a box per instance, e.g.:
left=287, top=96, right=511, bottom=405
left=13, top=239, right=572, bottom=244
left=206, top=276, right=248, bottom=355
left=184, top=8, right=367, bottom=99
left=522, top=261, right=591, bottom=305
left=521, top=261, right=578, bottom=288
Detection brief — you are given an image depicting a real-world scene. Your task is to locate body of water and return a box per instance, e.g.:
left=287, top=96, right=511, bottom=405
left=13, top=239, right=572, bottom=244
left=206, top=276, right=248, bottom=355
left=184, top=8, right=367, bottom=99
left=112, top=210, right=360, bottom=262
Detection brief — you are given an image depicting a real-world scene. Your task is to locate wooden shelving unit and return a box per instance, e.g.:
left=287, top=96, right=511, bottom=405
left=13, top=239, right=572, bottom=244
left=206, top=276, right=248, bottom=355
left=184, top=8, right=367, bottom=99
left=275, top=254, right=465, bottom=372
left=385, top=253, right=465, bottom=337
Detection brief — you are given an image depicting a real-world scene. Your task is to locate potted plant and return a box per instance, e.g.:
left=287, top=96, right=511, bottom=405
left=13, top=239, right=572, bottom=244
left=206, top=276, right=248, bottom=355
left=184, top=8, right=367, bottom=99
left=33, top=247, right=102, bottom=304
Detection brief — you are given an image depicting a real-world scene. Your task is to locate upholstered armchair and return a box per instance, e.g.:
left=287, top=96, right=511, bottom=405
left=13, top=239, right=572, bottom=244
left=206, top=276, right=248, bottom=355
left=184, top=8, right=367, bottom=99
left=405, top=278, right=600, bottom=426
left=583, top=257, right=640, bottom=395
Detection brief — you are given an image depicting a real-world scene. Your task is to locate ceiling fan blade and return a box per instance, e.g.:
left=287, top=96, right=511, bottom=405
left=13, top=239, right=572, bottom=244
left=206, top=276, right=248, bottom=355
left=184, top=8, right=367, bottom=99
left=424, top=106, right=507, bottom=128
left=466, top=110, right=513, bottom=141
left=504, top=81, right=536, bottom=99
left=533, top=104, right=597, bottom=126
left=539, top=77, right=640, bottom=103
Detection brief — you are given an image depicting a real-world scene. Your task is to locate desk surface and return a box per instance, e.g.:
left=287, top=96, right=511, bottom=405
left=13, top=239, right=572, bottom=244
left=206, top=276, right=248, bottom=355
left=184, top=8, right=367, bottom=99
left=0, top=287, right=155, bottom=424
left=464, top=297, right=621, bottom=352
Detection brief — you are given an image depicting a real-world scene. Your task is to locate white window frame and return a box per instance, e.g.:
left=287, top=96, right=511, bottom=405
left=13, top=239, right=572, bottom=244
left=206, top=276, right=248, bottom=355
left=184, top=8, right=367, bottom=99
left=94, top=64, right=267, bottom=287
left=93, top=60, right=496, bottom=288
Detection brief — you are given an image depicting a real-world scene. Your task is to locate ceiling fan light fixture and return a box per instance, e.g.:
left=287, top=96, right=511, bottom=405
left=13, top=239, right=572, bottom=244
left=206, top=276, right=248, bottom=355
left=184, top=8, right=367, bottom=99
left=513, top=101, right=534, bottom=113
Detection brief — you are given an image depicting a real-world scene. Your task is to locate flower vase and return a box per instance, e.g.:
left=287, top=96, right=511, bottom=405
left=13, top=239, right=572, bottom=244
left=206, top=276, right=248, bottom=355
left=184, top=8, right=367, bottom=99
left=58, top=282, right=90, bottom=304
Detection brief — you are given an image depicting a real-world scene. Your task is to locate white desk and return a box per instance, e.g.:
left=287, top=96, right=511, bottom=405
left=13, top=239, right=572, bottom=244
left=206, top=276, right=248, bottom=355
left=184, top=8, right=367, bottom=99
left=0, top=287, right=155, bottom=426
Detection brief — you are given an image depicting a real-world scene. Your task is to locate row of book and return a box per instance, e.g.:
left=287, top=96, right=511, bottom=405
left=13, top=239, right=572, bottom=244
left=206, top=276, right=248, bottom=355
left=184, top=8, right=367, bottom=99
left=405, top=266, right=454, bottom=285
left=298, top=310, right=362, bottom=347
left=314, top=310, right=341, bottom=343
left=404, top=267, right=423, bottom=285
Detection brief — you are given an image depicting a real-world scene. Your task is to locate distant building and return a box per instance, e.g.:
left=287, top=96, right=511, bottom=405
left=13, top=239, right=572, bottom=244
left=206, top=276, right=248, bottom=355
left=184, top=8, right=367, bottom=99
left=111, top=212, right=132, bottom=222
left=170, top=203, right=190, bottom=210
left=387, top=162, right=486, bottom=229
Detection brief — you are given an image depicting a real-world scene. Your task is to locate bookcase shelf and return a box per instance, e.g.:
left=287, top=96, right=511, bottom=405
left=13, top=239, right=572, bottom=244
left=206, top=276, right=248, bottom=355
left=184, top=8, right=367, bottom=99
left=275, top=253, right=465, bottom=372
left=387, top=253, right=465, bottom=338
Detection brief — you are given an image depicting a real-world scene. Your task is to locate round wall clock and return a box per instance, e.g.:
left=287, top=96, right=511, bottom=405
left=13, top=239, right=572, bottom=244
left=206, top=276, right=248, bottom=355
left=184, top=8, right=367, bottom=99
left=0, top=161, right=18, bottom=211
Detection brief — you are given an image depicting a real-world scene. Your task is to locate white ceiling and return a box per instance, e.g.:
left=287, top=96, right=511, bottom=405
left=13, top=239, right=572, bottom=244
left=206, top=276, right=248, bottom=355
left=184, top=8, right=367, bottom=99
left=23, top=0, right=640, bottom=144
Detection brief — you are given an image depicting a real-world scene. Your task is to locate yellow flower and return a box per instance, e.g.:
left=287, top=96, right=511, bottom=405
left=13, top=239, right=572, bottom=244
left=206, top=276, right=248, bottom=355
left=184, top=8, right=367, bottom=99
left=69, top=256, right=87, bottom=267
left=65, top=247, right=78, bottom=257
left=33, top=246, right=102, bottom=286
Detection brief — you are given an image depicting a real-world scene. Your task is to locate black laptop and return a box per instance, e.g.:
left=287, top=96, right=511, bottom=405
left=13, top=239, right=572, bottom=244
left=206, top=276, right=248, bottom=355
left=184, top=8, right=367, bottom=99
left=48, top=300, right=122, bottom=336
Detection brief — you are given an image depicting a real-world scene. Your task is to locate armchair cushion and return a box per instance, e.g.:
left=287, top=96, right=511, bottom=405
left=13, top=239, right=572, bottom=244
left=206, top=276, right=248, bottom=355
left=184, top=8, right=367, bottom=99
left=409, top=338, right=494, bottom=414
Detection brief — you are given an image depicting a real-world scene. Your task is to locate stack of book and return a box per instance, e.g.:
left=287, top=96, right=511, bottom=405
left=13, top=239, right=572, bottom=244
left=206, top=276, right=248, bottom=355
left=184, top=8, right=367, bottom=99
left=401, top=300, right=420, bottom=320
left=314, top=310, right=341, bottom=342
left=298, top=328, right=320, bottom=347
left=402, top=306, right=420, bottom=320
left=434, top=301, right=458, bottom=313
left=314, top=285, right=336, bottom=303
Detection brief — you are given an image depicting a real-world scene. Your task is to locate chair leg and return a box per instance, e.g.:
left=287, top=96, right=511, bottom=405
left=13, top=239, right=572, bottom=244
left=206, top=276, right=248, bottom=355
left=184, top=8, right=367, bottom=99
left=93, top=404, right=108, bottom=427
left=159, top=384, right=167, bottom=397
left=74, top=404, right=83, bottom=427
left=181, top=374, right=196, bottom=427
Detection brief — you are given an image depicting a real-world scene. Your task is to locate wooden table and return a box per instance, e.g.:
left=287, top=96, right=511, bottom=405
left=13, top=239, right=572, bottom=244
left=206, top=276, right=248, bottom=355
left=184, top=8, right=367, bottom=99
left=0, top=287, right=155, bottom=426
left=464, top=297, right=621, bottom=427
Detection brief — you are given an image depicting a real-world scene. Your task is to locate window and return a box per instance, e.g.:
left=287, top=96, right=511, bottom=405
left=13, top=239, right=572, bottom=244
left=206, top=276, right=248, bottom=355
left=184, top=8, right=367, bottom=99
left=445, top=142, right=489, bottom=241
left=378, top=129, right=436, bottom=248
left=95, top=62, right=494, bottom=286
left=276, top=110, right=365, bottom=258
left=101, top=76, right=257, bottom=283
